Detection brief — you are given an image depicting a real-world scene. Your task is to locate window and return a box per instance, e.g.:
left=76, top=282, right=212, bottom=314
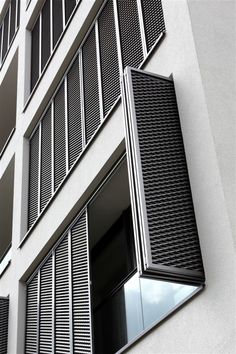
left=27, top=0, right=165, bottom=232
left=0, top=296, right=9, bottom=353
left=0, top=0, right=20, bottom=67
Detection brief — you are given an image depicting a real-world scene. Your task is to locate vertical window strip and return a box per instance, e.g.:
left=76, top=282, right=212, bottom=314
left=64, top=75, right=70, bottom=173
left=0, top=25, right=3, bottom=65
left=51, top=101, right=55, bottom=195
left=64, top=0, right=76, bottom=24
left=39, top=13, right=42, bottom=77
left=50, top=0, right=53, bottom=53
left=37, top=123, right=42, bottom=216
left=15, top=0, right=19, bottom=30
left=68, top=230, right=74, bottom=353
left=137, top=0, right=148, bottom=57
left=113, top=0, right=123, bottom=75
left=9, top=0, right=16, bottom=44
left=41, top=0, right=51, bottom=72
left=79, top=50, right=86, bottom=150
left=95, top=21, right=104, bottom=122
left=7, top=2, right=11, bottom=49
left=2, top=8, right=9, bottom=61
left=52, top=0, right=63, bottom=48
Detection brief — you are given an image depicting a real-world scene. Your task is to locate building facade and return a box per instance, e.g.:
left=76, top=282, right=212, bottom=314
left=0, top=0, right=235, bottom=353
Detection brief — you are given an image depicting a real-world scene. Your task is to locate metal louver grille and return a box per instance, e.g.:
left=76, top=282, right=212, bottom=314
left=82, top=28, right=100, bottom=143
left=28, top=129, right=39, bottom=229
left=53, top=0, right=63, bottom=48
left=41, top=0, right=51, bottom=71
left=39, top=256, right=53, bottom=354
left=55, top=235, right=70, bottom=353
left=0, top=297, right=9, bottom=354
left=98, top=0, right=120, bottom=117
left=40, top=107, right=52, bottom=212
left=123, top=68, right=205, bottom=284
left=9, top=0, right=16, bottom=44
left=25, top=274, right=38, bottom=354
left=67, top=56, right=82, bottom=169
left=71, top=212, right=92, bottom=353
left=117, top=0, right=143, bottom=69
left=141, top=0, right=165, bottom=51
left=54, top=83, right=67, bottom=190
left=2, top=9, right=9, bottom=61
left=31, top=18, right=40, bottom=91
left=65, top=0, right=76, bottom=23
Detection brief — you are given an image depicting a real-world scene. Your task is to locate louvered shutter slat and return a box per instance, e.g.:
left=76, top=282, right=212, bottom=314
left=28, top=129, right=39, bottom=229
left=52, top=0, right=63, bottom=48
left=71, top=212, right=92, bottom=353
left=98, top=0, right=120, bottom=118
left=2, top=9, right=9, bottom=61
left=41, top=0, right=51, bottom=71
left=122, top=68, right=205, bottom=285
left=25, top=274, right=38, bottom=354
left=31, top=18, right=40, bottom=91
left=82, top=28, right=100, bottom=143
left=54, top=83, right=67, bottom=191
left=67, top=56, right=82, bottom=169
left=39, top=256, right=53, bottom=354
left=40, top=107, right=52, bottom=211
left=9, top=0, right=17, bottom=44
left=141, top=0, right=165, bottom=51
left=0, top=297, right=9, bottom=354
left=117, top=0, right=143, bottom=69
left=55, top=235, right=70, bottom=353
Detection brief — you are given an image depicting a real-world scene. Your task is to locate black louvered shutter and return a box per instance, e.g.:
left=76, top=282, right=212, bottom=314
left=54, top=82, right=67, bottom=191
left=141, top=0, right=165, bottom=51
left=52, top=0, right=63, bottom=48
left=2, top=9, right=9, bottom=61
left=25, top=273, right=38, bottom=354
left=41, top=0, right=51, bottom=71
left=71, top=212, right=92, bottom=353
left=0, top=297, right=9, bottom=354
left=28, top=128, right=39, bottom=229
left=67, top=56, right=82, bottom=169
left=40, top=107, right=52, bottom=212
left=9, top=0, right=16, bottom=44
left=65, top=0, right=76, bottom=24
left=117, top=0, right=143, bottom=69
left=122, top=67, right=205, bottom=285
left=82, top=27, right=100, bottom=143
left=39, top=255, right=53, bottom=354
left=98, top=0, right=120, bottom=118
left=31, top=18, right=40, bottom=91
left=55, top=235, right=70, bottom=353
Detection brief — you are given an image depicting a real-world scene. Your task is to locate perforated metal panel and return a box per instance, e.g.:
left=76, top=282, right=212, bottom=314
left=31, top=18, right=40, bottom=91
left=82, top=27, right=100, bottom=143
left=117, top=0, right=143, bottom=69
left=41, top=0, right=51, bottom=71
left=28, top=128, right=39, bottom=229
left=25, top=273, right=38, bottom=354
left=54, top=83, right=67, bottom=191
left=99, top=0, right=120, bottom=117
left=71, top=212, right=92, bottom=353
left=141, top=0, right=165, bottom=51
left=9, top=0, right=16, bottom=44
left=123, top=68, right=205, bottom=284
left=53, top=0, right=63, bottom=48
left=67, top=56, right=82, bottom=169
left=55, top=235, right=70, bottom=353
left=39, top=255, right=53, bottom=354
left=65, top=0, right=76, bottom=23
left=0, top=297, right=9, bottom=354
left=40, top=107, right=52, bottom=212
left=2, top=9, right=9, bottom=61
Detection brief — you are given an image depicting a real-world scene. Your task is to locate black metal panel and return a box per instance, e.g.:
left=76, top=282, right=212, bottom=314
left=54, top=82, right=67, bottom=191
left=141, top=0, right=165, bottom=51
left=9, top=0, right=16, bottom=44
left=55, top=235, right=70, bottom=353
left=28, top=128, right=39, bottom=230
left=31, top=17, right=40, bottom=91
left=71, top=212, right=92, bottom=353
left=123, top=68, right=205, bottom=284
left=25, top=273, right=38, bottom=354
left=17, top=0, right=20, bottom=27
left=98, top=0, right=120, bottom=117
left=0, top=297, right=9, bottom=354
left=2, top=9, right=9, bottom=61
left=65, top=0, right=76, bottom=23
left=41, top=0, right=51, bottom=71
left=40, top=107, right=52, bottom=212
left=117, top=0, right=143, bottom=69
left=82, top=27, right=100, bottom=143
left=53, top=0, right=63, bottom=48
left=67, top=56, right=82, bottom=169
left=39, top=255, right=53, bottom=354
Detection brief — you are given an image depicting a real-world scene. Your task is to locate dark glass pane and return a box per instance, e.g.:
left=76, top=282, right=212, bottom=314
left=41, top=0, right=51, bottom=71
left=2, top=9, right=10, bottom=61
left=31, top=18, right=40, bottom=91
left=53, top=0, right=63, bottom=47
left=65, top=0, right=76, bottom=23
left=9, top=0, right=17, bottom=43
